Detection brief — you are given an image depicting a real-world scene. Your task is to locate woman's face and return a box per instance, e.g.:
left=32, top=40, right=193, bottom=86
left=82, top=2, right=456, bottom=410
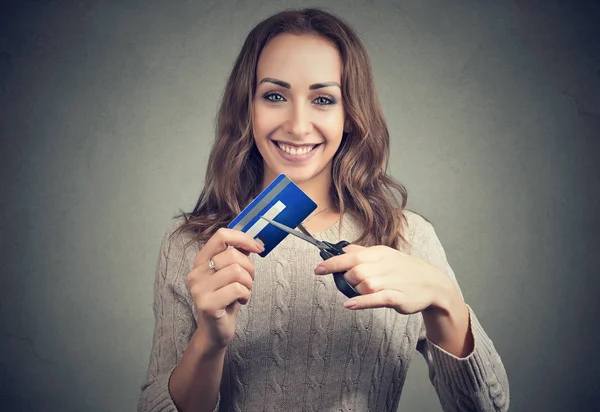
left=252, top=33, right=346, bottom=189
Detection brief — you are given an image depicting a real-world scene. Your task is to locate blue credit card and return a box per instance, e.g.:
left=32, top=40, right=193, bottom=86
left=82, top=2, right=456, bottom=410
left=228, top=174, right=317, bottom=257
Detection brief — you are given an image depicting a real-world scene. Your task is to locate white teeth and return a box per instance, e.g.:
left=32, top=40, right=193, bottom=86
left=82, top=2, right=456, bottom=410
left=276, top=142, right=316, bottom=156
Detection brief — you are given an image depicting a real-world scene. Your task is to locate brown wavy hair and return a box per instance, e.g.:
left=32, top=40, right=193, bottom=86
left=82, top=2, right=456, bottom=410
left=177, top=8, right=408, bottom=248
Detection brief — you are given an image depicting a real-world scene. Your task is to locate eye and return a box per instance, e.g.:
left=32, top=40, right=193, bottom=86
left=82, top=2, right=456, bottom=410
left=314, top=95, right=337, bottom=105
left=262, top=92, right=286, bottom=102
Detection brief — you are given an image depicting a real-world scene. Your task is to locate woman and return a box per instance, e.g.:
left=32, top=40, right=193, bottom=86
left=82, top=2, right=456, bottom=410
left=139, top=8, right=509, bottom=412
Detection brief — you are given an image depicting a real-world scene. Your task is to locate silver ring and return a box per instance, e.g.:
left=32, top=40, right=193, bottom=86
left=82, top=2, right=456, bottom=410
left=208, top=258, right=217, bottom=272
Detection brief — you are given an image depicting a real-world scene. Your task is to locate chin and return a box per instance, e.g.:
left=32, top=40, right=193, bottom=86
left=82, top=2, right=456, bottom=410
left=272, top=166, right=329, bottom=187
left=284, top=171, right=314, bottom=184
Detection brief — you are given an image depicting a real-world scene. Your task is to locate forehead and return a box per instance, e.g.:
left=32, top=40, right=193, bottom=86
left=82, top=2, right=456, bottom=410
left=256, top=33, right=343, bottom=82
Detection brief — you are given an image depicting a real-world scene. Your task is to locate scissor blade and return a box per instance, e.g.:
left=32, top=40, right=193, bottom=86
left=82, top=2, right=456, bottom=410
left=260, top=216, right=322, bottom=248
left=296, top=223, right=313, bottom=238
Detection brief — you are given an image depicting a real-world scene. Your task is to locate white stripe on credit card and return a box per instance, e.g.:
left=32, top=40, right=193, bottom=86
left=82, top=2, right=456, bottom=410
left=245, top=200, right=286, bottom=239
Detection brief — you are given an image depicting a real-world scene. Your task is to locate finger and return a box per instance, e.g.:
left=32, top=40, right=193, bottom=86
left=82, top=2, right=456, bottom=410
left=342, top=244, right=365, bottom=253
left=214, top=282, right=252, bottom=308
left=232, top=238, right=264, bottom=257
left=314, top=245, right=386, bottom=275
left=208, top=263, right=254, bottom=291
left=195, top=228, right=264, bottom=268
left=348, top=269, right=388, bottom=294
left=343, top=289, right=404, bottom=310
left=342, top=260, right=402, bottom=287
left=197, top=282, right=252, bottom=316
left=210, top=247, right=256, bottom=279
left=188, top=261, right=253, bottom=299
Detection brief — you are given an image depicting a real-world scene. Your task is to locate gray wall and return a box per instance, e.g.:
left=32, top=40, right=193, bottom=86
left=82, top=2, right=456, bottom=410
left=1, top=1, right=598, bottom=411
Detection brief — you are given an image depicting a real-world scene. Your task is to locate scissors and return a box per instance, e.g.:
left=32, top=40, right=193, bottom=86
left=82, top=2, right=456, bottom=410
left=260, top=216, right=360, bottom=298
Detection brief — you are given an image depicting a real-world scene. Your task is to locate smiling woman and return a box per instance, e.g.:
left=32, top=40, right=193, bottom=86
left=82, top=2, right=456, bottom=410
left=137, top=8, right=509, bottom=412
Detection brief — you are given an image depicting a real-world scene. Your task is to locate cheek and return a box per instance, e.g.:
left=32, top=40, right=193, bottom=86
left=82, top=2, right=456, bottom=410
left=322, top=113, right=345, bottom=144
left=252, top=105, right=274, bottom=138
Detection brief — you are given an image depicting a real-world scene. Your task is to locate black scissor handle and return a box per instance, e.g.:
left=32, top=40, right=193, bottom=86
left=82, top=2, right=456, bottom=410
left=319, top=241, right=360, bottom=298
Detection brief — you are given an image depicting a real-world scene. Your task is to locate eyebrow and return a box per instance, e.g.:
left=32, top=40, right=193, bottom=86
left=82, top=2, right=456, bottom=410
left=258, top=77, right=341, bottom=90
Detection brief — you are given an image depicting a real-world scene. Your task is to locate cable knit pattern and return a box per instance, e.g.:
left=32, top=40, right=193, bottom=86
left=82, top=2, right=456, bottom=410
left=368, top=308, right=394, bottom=411
left=138, top=211, right=510, bottom=411
left=263, top=257, right=294, bottom=412
left=384, top=314, right=422, bottom=411
left=339, top=309, right=373, bottom=410
left=383, top=334, right=407, bottom=411
left=302, top=274, right=336, bottom=411
left=226, top=294, right=251, bottom=411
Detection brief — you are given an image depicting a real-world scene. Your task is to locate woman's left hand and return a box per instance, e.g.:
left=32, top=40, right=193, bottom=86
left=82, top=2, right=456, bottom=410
left=314, top=244, right=460, bottom=314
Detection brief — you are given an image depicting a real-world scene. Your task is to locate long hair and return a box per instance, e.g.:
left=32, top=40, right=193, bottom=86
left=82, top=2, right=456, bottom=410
left=177, top=8, right=408, bottom=248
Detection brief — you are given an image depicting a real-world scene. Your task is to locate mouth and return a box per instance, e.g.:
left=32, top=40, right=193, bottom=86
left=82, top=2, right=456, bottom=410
left=271, top=140, right=322, bottom=158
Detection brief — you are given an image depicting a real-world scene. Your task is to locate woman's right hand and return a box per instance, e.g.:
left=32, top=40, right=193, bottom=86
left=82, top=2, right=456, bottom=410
left=187, top=228, right=264, bottom=351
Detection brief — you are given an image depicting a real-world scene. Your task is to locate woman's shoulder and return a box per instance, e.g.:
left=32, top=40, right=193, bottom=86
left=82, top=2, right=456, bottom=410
left=340, top=209, right=436, bottom=250
left=159, top=217, right=201, bottom=257
left=400, top=209, right=439, bottom=250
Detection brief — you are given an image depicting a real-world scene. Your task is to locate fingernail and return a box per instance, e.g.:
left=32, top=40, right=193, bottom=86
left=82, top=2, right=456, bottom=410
left=314, top=265, right=326, bottom=275
left=255, top=238, right=265, bottom=251
left=344, top=300, right=357, bottom=309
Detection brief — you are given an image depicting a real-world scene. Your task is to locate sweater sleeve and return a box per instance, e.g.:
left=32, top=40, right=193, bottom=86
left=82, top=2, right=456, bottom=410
left=137, top=222, right=220, bottom=412
left=406, top=212, right=510, bottom=412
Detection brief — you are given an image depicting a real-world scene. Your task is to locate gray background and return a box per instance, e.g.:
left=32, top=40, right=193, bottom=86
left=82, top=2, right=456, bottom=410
left=1, top=0, right=599, bottom=411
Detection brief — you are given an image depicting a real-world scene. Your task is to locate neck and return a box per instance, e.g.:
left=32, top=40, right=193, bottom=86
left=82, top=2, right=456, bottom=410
left=296, top=178, right=332, bottom=211
left=290, top=168, right=338, bottom=233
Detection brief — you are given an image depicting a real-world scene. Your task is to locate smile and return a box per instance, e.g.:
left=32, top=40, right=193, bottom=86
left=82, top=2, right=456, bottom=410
left=270, top=139, right=322, bottom=163
left=276, top=141, right=317, bottom=156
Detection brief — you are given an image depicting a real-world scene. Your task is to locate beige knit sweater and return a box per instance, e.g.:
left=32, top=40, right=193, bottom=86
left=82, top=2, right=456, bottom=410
left=138, top=211, right=509, bottom=411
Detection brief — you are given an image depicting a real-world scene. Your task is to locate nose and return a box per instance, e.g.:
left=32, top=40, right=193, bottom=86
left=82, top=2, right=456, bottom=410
left=283, top=102, right=313, bottom=137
